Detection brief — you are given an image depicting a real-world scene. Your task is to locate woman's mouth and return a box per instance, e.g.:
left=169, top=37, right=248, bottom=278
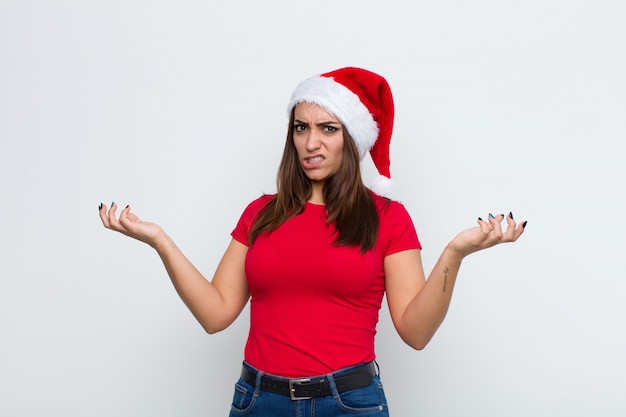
left=303, top=155, right=324, bottom=168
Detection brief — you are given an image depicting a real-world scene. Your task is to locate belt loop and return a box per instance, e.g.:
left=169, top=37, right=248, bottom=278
left=374, top=360, right=381, bottom=377
left=326, top=370, right=340, bottom=398
left=254, top=369, right=264, bottom=395
left=246, top=361, right=264, bottom=396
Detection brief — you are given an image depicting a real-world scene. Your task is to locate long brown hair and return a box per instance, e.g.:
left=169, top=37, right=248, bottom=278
left=249, top=109, right=379, bottom=252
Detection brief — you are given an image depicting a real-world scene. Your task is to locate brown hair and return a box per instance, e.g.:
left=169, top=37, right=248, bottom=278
left=249, top=109, right=380, bottom=252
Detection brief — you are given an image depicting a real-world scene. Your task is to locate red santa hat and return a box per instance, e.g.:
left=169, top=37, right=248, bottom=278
left=287, top=67, right=395, bottom=197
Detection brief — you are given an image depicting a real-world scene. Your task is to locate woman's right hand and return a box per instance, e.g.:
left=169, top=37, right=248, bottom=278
left=98, top=202, right=167, bottom=248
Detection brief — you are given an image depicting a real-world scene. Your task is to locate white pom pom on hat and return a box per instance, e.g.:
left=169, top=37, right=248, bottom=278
left=287, top=67, right=395, bottom=197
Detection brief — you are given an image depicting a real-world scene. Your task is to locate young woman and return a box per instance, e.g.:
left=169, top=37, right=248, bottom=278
left=99, top=67, right=526, bottom=416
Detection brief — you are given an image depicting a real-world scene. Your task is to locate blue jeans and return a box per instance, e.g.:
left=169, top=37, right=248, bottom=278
left=228, top=361, right=389, bottom=416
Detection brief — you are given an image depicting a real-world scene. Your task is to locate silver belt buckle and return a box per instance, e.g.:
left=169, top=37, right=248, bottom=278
left=289, top=377, right=312, bottom=400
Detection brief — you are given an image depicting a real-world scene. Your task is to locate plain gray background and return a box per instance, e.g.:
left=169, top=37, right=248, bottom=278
left=2, top=0, right=625, bottom=416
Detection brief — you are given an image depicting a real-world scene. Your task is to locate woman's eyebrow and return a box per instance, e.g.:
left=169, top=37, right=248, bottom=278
left=293, top=119, right=341, bottom=127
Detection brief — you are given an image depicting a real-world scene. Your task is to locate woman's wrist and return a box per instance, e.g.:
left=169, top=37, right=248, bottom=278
left=443, top=242, right=466, bottom=265
left=150, top=230, right=175, bottom=252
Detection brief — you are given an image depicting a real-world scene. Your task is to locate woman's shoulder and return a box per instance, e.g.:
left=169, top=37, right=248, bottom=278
left=370, top=192, right=421, bottom=249
left=242, top=193, right=276, bottom=214
left=370, top=191, right=408, bottom=213
left=232, top=194, right=276, bottom=239
left=250, top=193, right=276, bottom=206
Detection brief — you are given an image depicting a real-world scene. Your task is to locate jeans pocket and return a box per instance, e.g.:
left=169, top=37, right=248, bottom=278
left=334, top=376, right=388, bottom=414
left=229, top=378, right=256, bottom=415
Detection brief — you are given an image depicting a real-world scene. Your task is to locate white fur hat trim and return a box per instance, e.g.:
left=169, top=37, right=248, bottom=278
left=287, top=75, right=379, bottom=160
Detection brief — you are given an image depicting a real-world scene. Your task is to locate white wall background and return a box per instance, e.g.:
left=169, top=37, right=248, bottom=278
left=1, top=0, right=624, bottom=416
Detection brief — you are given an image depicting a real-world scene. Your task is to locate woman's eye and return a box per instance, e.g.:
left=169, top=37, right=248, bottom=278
left=324, top=126, right=338, bottom=133
left=294, top=124, right=306, bottom=132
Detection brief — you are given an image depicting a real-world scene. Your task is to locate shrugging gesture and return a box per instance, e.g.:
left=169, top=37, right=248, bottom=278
left=98, top=202, right=166, bottom=247
left=385, top=212, right=526, bottom=350
left=449, top=212, right=527, bottom=258
left=98, top=67, right=527, bottom=416
left=99, top=201, right=250, bottom=335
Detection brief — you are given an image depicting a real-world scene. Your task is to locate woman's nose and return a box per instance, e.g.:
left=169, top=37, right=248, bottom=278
left=305, top=131, right=322, bottom=151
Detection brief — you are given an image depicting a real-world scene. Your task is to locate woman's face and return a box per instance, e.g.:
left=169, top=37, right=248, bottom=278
left=292, top=102, right=344, bottom=185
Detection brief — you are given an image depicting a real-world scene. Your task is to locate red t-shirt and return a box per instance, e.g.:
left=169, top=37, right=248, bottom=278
left=231, top=193, right=421, bottom=377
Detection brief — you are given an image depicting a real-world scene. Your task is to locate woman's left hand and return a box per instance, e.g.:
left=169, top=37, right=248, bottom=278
left=447, top=213, right=526, bottom=259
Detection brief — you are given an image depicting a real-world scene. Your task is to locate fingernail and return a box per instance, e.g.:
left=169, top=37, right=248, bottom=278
left=509, top=211, right=514, bottom=219
left=98, top=203, right=102, bottom=211
left=522, top=221, right=528, bottom=228
left=478, top=217, right=483, bottom=221
left=111, top=201, right=115, bottom=207
left=489, top=213, right=495, bottom=219
left=500, top=213, right=505, bottom=218
left=125, top=205, right=129, bottom=209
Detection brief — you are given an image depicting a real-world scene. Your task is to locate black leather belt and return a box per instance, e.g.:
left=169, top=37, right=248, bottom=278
left=241, top=361, right=377, bottom=400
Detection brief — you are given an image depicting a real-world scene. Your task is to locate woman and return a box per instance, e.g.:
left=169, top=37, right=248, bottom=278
left=99, top=67, right=526, bottom=416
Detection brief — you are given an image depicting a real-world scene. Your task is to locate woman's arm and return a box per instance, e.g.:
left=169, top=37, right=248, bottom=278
left=385, top=213, right=526, bottom=350
left=99, top=203, right=249, bottom=334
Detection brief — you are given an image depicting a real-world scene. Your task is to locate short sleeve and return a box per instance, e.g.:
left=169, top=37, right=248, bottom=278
left=380, top=200, right=422, bottom=256
left=231, top=195, right=275, bottom=246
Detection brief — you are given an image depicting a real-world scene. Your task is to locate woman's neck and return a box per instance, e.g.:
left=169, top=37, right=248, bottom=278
left=308, top=182, right=325, bottom=205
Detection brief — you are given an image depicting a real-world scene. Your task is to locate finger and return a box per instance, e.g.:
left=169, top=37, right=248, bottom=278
left=477, top=216, right=493, bottom=235
left=118, top=204, right=133, bottom=228
left=512, top=220, right=528, bottom=241
left=503, top=211, right=527, bottom=242
left=487, top=213, right=504, bottom=240
left=107, top=201, right=117, bottom=222
left=119, top=205, right=147, bottom=239
left=487, top=213, right=505, bottom=225
left=502, top=212, right=521, bottom=241
left=98, top=202, right=111, bottom=228
left=106, top=201, right=126, bottom=232
left=126, top=211, right=140, bottom=223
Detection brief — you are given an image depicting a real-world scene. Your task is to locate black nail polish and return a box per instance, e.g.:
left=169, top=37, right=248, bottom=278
left=478, top=217, right=483, bottom=221
left=125, top=205, right=129, bottom=209
left=509, top=211, right=514, bottom=219
left=98, top=203, right=102, bottom=211
left=489, top=213, right=495, bottom=219
left=522, top=221, right=528, bottom=228
left=111, top=201, right=114, bottom=207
